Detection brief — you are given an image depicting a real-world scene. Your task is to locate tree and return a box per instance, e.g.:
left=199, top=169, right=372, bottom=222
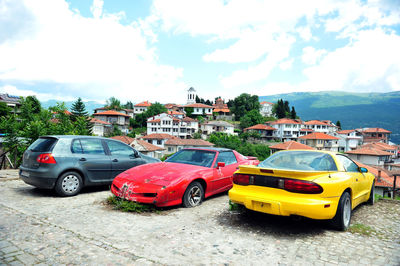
left=336, top=120, right=342, bottom=130
left=240, top=109, right=265, bottom=129
left=106, top=97, right=122, bottom=110
left=290, top=106, right=297, bottom=119
left=145, top=102, right=167, bottom=117
left=71, top=97, right=88, bottom=117
left=230, top=93, right=260, bottom=121
left=0, top=102, right=11, bottom=117
left=184, top=107, right=194, bottom=118
left=25, top=96, right=41, bottom=114
left=124, top=101, right=134, bottom=109
left=71, top=97, right=92, bottom=134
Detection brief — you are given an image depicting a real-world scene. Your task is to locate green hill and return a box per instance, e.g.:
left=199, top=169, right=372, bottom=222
left=259, top=91, right=400, bottom=144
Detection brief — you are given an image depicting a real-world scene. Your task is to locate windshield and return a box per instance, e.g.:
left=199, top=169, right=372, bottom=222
left=28, top=137, right=58, bottom=152
left=258, top=151, right=337, bottom=171
left=165, top=149, right=216, bottom=167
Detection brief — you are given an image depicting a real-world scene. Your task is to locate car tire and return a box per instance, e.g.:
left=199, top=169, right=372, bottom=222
left=55, top=171, right=83, bottom=197
left=367, top=181, right=375, bottom=205
left=182, top=181, right=204, bottom=208
left=331, top=191, right=352, bottom=231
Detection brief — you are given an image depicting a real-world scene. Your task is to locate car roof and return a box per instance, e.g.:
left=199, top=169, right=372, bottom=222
left=182, top=147, right=232, bottom=152
left=40, top=135, right=108, bottom=140
left=275, top=149, right=338, bottom=156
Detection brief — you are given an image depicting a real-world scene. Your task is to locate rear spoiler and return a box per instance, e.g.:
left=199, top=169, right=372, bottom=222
left=246, top=156, right=258, bottom=160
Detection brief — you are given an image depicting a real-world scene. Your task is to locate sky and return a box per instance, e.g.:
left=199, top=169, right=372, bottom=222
left=0, top=0, right=399, bottom=104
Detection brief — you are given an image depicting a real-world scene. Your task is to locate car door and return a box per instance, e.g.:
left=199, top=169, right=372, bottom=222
left=71, top=138, right=112, bottom=183
left=105, top=140, right=146, bottom=178
left=336, top=155, right=366, bottom=206
left=211, top=151, right=239, bottom=192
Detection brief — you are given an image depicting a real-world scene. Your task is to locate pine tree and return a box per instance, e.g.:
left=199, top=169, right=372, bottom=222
left=336, top=120, right=342, bottom=130
left=71, top=97, right=88, bottom=117
left=290, top=106, right=297, bottom=119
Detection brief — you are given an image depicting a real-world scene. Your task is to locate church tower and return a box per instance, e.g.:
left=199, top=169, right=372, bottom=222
left=187, top=87, right=196, bottom=104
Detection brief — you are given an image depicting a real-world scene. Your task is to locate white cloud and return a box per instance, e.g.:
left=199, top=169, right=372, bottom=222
left=301, top=28, right=400, bottom=92
left=0, top=0, right=186, bottom=103
left=302, top=47, right=327, bottom=65
left=279, top=59, right=294, bottom=71
left=0, top=85, right=72, bottom=101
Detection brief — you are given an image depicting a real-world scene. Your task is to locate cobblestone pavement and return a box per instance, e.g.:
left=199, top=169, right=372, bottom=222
left=1, top=170, right=399, bottom=265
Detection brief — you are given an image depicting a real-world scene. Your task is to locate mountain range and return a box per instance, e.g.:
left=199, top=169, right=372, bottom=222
left=259, top=91, right=400, bottom=144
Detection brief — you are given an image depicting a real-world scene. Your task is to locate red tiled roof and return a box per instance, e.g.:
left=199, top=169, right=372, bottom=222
left=354, top=161, right=393, bottom=187
left=270, top=118, right=301, bottom=125
left=93, top=110, right=130, bottom=117
left=362, top=142, right=397, bottom=151
left=300, top=128, right=314, bottom=132
left=165, top=139, right=214, bottom=146
left=245, top=124, right=276, bottom=131
left=362, top=128, right=391, bottom=133
left=110, top=136, right=135, bottom=145
left=304, top=120, right=330, bottom=126
left=134, top=101, right=152, bottom=107
left=345, top=147, right=392, bottom=156
left=182, top=117, right=197, bottom=122
left=260, top=101, right=274, bottom=105
left=164, top=103, right=177, bottom=109
left=213, top=108, right=230, bottom=113
left=298, top=132, right=339, bottom=140
left=337, top=129, right=356, bottom=134
left=133, top=139, right=165, bottom=152
left=148, top=119, right=161, bottom=123
left=90, top=118, right=111, bottom=125
left=141, top=133, right=177, bottom=140
left=184, top=103, right=213, bottom=108
left=168, top=111, right=184, bottom=115
left=269, top=141, right=314, bottom=150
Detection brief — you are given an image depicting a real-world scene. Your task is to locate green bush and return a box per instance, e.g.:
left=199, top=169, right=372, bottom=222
left=106, top=196, right=159, bottom=213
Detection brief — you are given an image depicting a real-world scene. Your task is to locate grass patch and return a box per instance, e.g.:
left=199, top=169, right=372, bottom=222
left=229, top=200, right=244, bottom=211
left=375, top=194, right=400, bottom=201
left=348, top=223, right=376, bottom=236
left=106, top=195, right=160, bottom=213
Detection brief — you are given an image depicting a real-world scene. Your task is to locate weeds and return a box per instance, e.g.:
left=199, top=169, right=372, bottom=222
left=348, top=223, right=377, bottom=236
left=106, top=195, right=160, bottom=213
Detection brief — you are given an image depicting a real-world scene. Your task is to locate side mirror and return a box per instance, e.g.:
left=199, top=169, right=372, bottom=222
left=217, top=162, right=225, bottom=168
left=360, top=167, right=368, bottom=173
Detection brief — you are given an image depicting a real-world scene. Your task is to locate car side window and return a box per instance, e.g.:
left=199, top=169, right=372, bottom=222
left=106, top=140, right=134, bottom=156
left=79, top=139, right=106, bottom=155
left=215, top=151, right=237, bottom=166
left=71, top=139, right=83, bottom=154
left=337, top=155, right=359, bottom=172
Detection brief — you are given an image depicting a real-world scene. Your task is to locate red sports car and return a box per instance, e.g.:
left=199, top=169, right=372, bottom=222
left=111, top=148, right=259, bottom=207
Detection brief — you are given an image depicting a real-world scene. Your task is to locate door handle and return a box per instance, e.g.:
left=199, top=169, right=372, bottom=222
left=112, top=159, right=118, bottom=162
left=79, top=158, right=86, bottom=161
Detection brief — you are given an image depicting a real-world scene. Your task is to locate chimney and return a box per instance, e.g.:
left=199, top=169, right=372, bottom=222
left=377, top=170, right=382, bottom=182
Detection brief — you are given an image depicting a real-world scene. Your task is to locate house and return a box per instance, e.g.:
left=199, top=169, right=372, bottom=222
left=90, top=118, right=112, bottom=136
left=0, top=93, right=21, bottom=114
left=213, top=98, right=232, bottom=120
left=141, top=133, right=178, bottom=149
left=164, top=138, right=214, bottom=154
left=92, top=110, right=130, bottom=134
left=260, top=101, right=274, bottom=117
left=345, top=147, right=392, bottom=166
left=184, top=103, right=213, bottom=116
left=146, top=113, right=199, bottom=139
left=93, top=107, right=108, bottom=114
left=361, top=142, right=398, bottom=160
left=131, top=139, right=165, bottom=159
left=269, top=141, right=314, bottom=154
left=269, top=118, right=302, bottom=141
left=201, top=121, right=235, bottom=137
left=244, top=124, right=276, bottom=140
left=121, top=109, right=134, bottom=118
left=335, top=129, right=363, bottom=152
left=303, top=120, right=338, bottom=134
left=134, top=101, right=152, bottom=115
left=360, top=128, right=391, bottom=144
left=298, top=132, right=340, bottom=152
left=168, top=110, right=185, bottom=119
left=109, top=136, right=135, bottom=145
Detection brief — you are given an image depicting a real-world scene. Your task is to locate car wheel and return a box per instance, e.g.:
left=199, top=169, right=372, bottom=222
left=367, top=181, right=375, bottom=205
left=55, top=171, right=83, bottom=197
left=331, top=191, right=352, bottom=231
left=183, top=181, right=204, bottom=208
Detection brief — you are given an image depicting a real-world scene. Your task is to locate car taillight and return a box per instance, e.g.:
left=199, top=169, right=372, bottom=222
left=233, top=173, right=250, bottom=186
left=36, top=153, right=56, bottom=164
left=284, top=179, right=323, bottom=194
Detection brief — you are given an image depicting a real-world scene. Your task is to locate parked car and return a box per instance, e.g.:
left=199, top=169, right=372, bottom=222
left=19, top=135, right=159, bottom=196
left=111, top=147, right=259, bottom=207
left=229, top=150, right=375, bottom=230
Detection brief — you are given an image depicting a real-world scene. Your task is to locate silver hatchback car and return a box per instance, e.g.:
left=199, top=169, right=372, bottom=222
left=19, top=135, right=159, bottom=196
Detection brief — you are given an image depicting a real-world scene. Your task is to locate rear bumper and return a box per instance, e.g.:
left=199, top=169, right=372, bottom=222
left=19, top=167, right=57, bottom=189
left=229, top=185, right=339, bottom=220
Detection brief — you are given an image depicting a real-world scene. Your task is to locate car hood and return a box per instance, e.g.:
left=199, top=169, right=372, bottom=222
left=115, top=162, right=210, bottom=187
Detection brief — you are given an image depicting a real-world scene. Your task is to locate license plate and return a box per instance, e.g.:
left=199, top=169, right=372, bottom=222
left=21, top=171, right=30, bottom=177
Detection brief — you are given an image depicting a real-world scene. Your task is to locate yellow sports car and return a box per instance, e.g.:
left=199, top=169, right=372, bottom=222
left=229, top=150, right=375, bottom=230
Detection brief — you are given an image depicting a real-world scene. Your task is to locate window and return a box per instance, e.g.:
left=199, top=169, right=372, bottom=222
left=29, top=137, right=58, bottom=152
left=168, top=147, right=173, bottom=152
left=71, top=140, right=83, bottom=154
left=106, top=140, right=134, bottom=156
left=75, top=139, right=105, bottom=155
left=215, top=151, right=237, bottom=166
left=336, top=155, right=359, bottom=172
left=157, top=140, right=162, bottom=145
